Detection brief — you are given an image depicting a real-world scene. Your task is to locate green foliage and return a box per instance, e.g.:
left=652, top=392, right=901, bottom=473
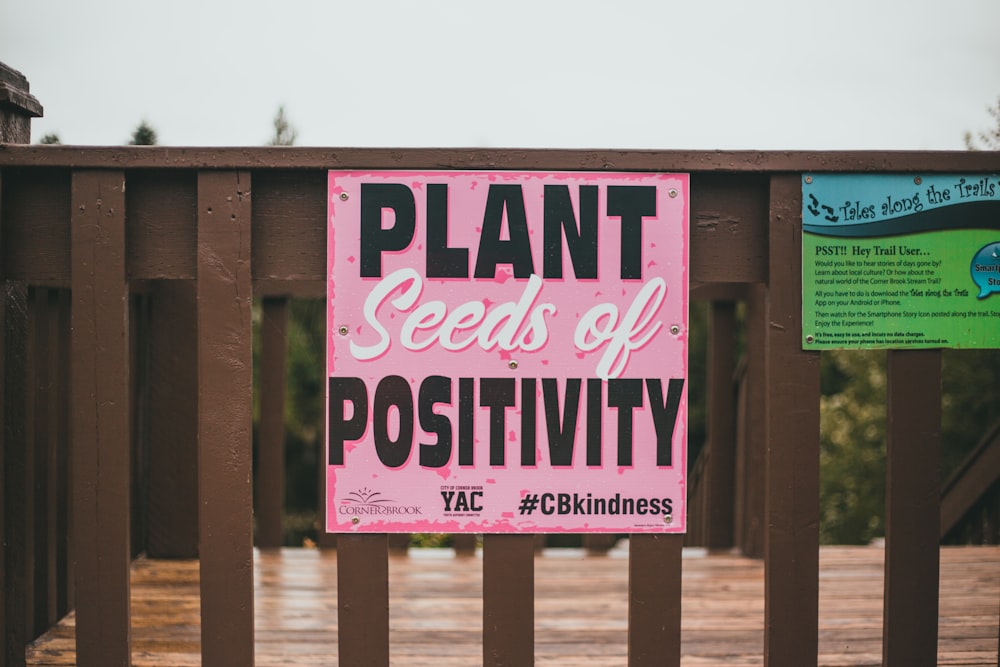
left=38, top=132, right=61, bottom=144
left=964, top=96, right=1000, bottom=150
left=819, top=350, right=886, bottom=544
left=941, top=349, right=1000, bottom=476
left=251, top=298, right=327, bottom=546
left=409, top=533, right=453, bottom=548
left=269, top=106, right=298, bottom=146
left=686, top=301, right=709, bottom=466
left=128, top=120, right=158, bottom=145
left=818, top=348, right=1000, bottom=544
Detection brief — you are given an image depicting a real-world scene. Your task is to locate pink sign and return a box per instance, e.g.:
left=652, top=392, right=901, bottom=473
left=327, top=171, right=688, bottom=533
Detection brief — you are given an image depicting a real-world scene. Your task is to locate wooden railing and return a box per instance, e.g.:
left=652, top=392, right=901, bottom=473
left=3, top=143, right=1000, bottom=667
left=941, top=419, right=1000, bottom=544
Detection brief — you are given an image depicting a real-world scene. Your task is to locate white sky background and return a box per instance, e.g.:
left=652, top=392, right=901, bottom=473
left=3, top=0, right=999, bottom=150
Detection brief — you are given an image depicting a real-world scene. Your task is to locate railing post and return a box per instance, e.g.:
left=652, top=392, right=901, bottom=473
left=483, top=534, right=534, bottom=666
left=763, top=175, right=820, bottom=666
left=736, top=284, right=766, bottom=558
left=1, top=279, right=29, bottom=667
left=883, top=349, right=941, bottom=667
left=197, top=171, right=254, bottom=666
left=338, top=534, right=390, bottom=666
left=70, top=170, right=132, bottom=667
left=146, top=280, right=199, bottom=558
left=0, top=63, right=43, bottom=144
left=257, top=296, right=289, bottom=548
left=628, top=534, right=683, bottom=667
left=704, top=300, right=737, bottom=549
left=1, top=61, right=41, bottom=667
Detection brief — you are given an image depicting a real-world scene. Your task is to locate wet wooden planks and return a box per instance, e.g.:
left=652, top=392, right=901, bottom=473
left=25, top=545, right=1000, bottom=667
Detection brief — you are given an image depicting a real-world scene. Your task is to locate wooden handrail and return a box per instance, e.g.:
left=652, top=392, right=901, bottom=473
left=940, top=419, right=1000, bottom=539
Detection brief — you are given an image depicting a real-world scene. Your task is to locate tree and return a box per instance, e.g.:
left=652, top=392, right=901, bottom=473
left=963, top=96, right=1000, bottom=150
left=129, top=120, right=158, bottom=145
left=269, top=106, right=298, bottom=146
left=39, top=132, right=61, bottom=144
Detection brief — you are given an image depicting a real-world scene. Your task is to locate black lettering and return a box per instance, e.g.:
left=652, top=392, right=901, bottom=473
left=608, top=379, right=643, bottom=466
left=480, top=378, right=516, bottom=465
left=606, top=185, right=656, bottom=279
left=647, top=378, right=685, bottom=466
left=458, top=378, right=474, bottom=466
left=360, top=183, right=416, bottom=278
left=521, top=378, right=537, bottom=466
left=426, top=183, right=469, bottom=278
left=474, top=185, right=535, bottom=279
left=543, top=185, right=597, bottom=279
left=471, top=490, right=484, bottom=512
left=542, top=378, right=581, bottom=466
left=418, top=375, right=452, bottom=468
left=328, top=377, right=368, bottom=465
left=586, top=378, right=603, bottom=466
left=440, top=490, right=455, bottom=511
left=373, top=375, right=414, bottom=468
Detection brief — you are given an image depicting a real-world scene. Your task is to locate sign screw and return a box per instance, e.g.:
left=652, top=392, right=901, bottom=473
left=351, top=517, right=360, bottom=525
left=340, top=192, right=349, bottom=201
left=508, top=360, right=519, bottom=370
left=804, top=176, right=813, bottom=184
left=914, top=176, right=922, bottom=185
left=670, top=325, right=680, bottom=335
left=664, top=515, right=673, bottom=525
left=338, top=326, right=349, bottom=336
left=668, top=189, right=678, bottom=198
left=805, top=335, right=815, bottom=344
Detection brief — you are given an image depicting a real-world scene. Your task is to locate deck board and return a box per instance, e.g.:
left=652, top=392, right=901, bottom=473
left=25, top=544, right=1000, bottom=666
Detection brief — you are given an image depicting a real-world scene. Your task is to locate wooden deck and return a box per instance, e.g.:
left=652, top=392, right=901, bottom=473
left=26, top=544, right=1000, bottom=666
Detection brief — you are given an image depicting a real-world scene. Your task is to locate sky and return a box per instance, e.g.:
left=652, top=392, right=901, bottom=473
left=3, top=0, right=1000, bottom=150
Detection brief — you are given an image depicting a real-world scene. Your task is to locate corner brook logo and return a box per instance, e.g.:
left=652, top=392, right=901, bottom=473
left=338, top=487, right=423, bottom=515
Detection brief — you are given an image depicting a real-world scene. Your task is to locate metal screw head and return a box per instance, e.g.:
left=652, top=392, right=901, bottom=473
left=804, top=176, right=813, bottom=184
left=351, top=517, right=360, bottom=525
left=508, top=360, right=519, bottom=370
left=914, top=176, right=922, bottom=185
left=668, top=188, right=678, bottom=198
left=670, top=325, right=681, bottom=335
left=338, top=326, right=349, bottom=336
left=340, top=192, right=349, bottom=201
left=664, top=514, right=673, bottom=525
left=805, top=335, right=815, bottom=344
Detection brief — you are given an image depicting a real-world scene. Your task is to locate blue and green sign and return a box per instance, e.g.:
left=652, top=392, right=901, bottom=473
left=802, top=174, right=1000, bottom=349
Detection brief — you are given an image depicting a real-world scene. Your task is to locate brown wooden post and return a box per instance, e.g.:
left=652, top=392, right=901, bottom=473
left=736, top=284, right=766, bottom=558
left=70, top=170, right=132, bottom=667
left=338, top=534, right=390, bottom=666
left=43, top=289, right=63, bottom=626
left=2, top=278, right=29, bottom=667
left=1, top=62, right=41, bottom=667
left=704, top=300, right=737, bottom=549
left=0, top=64, right=43, bottom=144
left=257, top=296, right=289, bottom=548
left=483, top=534, right=534, bottom=666
left=146, top=280, right=199, bottom=558
left=763, top=174, right=820, bottom=666
left=55, top=289, right=71, bottom=617
left=628, top=533, right=682, bottom=667
left=27, top=287, right=49, bottom=638
left=197, top=170, right=254, bottom=666
left=0, top=281, right=30, bottom=667
left=883, top=349, right=941, bottom=667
